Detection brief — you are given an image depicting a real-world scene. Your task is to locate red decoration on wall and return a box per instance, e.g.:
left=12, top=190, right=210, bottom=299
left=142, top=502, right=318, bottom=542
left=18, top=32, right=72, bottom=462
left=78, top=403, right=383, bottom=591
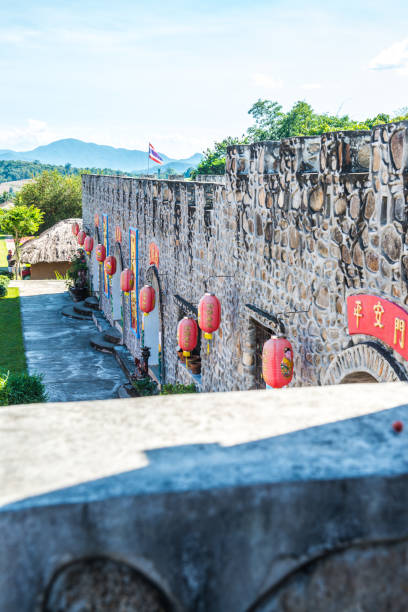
left=95, top=243, right=106, bottom=264
left=115, top=226, right=122, bottom=243
left=104, top=255, right=117, bottom=277
left=72, top=222, right=79, bottom=236
left=262, top=337, right=294, bottom=388
left=94, top=213, right=99, bottom=227
left=177, top=317, right=198, bottom=357
left=149, top=242, right=160, bottom=268
left=77, top=230, right=86, bottom=246
left=347, top=294, right=408, bottom=362
left=198, top=293, right=221, bottom=340
left=120, top=269, right=134, bottom=295
left=139, top=285, right=156, bottom=316
left=84, top=236, right=94, bottom=255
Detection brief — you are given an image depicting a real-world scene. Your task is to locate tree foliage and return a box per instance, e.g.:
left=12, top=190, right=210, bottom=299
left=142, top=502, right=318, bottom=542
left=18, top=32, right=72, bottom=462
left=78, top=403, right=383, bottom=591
left=15, top=170, right=82, bottom=231
left=0, top=159, right=135, bottom=182
left=196, top=100, right=408, bottom=175
left=0, top=205, right=44, bottom=277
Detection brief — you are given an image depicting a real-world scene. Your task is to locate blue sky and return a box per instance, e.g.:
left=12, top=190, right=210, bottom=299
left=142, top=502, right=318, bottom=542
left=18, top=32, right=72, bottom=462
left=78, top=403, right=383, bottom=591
left=0, top=0, right=407, bottom=157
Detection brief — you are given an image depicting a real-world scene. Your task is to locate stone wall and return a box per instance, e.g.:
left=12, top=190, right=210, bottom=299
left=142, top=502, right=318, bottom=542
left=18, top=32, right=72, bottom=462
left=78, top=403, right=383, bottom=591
left=82, top=121, right=408, bottom=390
left=2, top=383, right=408, bottom=611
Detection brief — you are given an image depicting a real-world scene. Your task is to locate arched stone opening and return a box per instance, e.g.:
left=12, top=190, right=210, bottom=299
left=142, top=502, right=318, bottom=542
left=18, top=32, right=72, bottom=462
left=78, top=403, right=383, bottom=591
left=42, top=556, right=173, bottom=612
left=145, top=265, right=165, bottom=383
left=112, top=241, right=125, bottom=329
left=322, top=342, right=407, bottom=386
left=90, top=226, right=101, bottom=297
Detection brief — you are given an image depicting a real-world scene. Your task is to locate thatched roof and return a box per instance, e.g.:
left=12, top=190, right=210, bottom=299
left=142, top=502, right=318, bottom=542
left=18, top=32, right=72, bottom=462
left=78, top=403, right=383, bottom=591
left=18, top=218, right=83, bottom=264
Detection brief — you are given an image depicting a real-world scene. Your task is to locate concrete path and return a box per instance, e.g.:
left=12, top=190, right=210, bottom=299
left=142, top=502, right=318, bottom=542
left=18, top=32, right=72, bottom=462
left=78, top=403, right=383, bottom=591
left=12, top=280, right=127, bottom=402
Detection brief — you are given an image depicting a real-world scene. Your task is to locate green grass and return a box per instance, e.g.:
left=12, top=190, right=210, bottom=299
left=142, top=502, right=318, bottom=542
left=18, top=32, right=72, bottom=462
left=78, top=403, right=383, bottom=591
left=0, top=287, right=26, bottom=373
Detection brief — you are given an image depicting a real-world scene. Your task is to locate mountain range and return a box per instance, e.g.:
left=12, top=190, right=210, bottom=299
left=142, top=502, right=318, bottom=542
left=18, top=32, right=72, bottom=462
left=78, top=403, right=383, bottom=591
left=0, top=139, right=202, bottom=174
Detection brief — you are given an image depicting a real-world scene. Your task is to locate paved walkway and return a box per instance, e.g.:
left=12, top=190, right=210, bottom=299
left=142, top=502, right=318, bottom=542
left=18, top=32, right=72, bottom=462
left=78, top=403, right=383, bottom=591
left=12, top=280, right=127, bottom=402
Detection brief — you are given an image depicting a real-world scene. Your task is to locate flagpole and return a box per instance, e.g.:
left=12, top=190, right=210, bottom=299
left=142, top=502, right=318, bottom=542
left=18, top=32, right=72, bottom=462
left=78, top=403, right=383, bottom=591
left=147, top=144, right=150, bottom=177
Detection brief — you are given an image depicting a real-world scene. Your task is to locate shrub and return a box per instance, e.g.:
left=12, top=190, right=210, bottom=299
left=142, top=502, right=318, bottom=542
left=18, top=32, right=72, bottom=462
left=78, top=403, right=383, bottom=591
left=0, top=285, right=7, bottom=298
left=131, top=377, right=158, bottom=396
left=0, top=275, right=10, bottom=288
left=160, top=383, right=197, bottom=395
left=0, top=270, right=14, bottom=280
left=0, top=370, right=47, bottom=405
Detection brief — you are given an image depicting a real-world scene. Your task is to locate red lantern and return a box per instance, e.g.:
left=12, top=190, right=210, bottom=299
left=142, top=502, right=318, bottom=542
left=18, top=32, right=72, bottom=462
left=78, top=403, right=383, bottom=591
left=198, top=293, right=221, bottom=340
left=84, top=236, right=93, bottom=255
left=77, top=230, right=86, bottom=246
left=72, top=222, right=79, bottom=236
left=262, top=337, right=294, bottom=389
left=95, top=244, right=106, bottom=264
left=120, top=269, right=134, bottom=295
left=177, top=317, right=198, bottom=357
left=104, top=256, right=117, bottom=277
left=140, top=285, right=155, bottom=316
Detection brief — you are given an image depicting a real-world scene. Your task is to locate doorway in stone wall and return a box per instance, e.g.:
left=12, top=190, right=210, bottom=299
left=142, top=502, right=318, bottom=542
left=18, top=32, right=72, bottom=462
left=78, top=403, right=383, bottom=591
left=112, top=264, right=122, bottom=330
left=253, top=318, right=271, bottom=389
left=144, top=274, right=160, bottom=367
left=340, top=372, right=378, bottom=384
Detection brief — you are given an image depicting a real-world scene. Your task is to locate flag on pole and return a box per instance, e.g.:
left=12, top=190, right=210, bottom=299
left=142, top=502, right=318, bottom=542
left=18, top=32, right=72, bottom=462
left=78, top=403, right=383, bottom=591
left=149, top=143, right=164, bottom=165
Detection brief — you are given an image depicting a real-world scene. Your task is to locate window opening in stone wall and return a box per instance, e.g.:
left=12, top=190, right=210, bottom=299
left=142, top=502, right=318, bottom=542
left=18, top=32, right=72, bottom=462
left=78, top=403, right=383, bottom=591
left=325, top=194, right=331, bottom=218
left=252, top=318, right=271, bottom=389
left=186, top=185, right=195, bottom=207
left=340, top=371, right=378, bottom=384
left=204, top=186, right=214, bottom=210
left=381, top=196, right=388, bottom=225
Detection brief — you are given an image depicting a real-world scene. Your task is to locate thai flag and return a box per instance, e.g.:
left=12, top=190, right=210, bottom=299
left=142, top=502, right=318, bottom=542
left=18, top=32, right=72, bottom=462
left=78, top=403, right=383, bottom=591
left=149, top=143, right=164, bottom=165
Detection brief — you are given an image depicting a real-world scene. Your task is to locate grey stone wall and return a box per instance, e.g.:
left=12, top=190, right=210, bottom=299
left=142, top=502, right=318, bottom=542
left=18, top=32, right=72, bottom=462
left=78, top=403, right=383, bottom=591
left=82, top=121, right=408, bottom=390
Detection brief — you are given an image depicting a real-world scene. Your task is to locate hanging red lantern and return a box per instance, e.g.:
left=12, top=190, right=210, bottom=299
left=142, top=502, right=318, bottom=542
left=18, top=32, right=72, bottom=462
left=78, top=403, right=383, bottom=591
left=84, top=236, right=93, bottom=255
left=140, top=285, right=156, bottom=316
left=77, top=230, right=86, bottom=246
left=262, top=337, right=294, bottom=389
left=72, top=222, right=79, bottom=236
left=198, top=293, right=221, bottom=339
left=95, top=244, right=106, bottom=264
left=177, top=317, right=198, bottom=357
left=104, top=255, right=117, bottom=277
left=120, top=268, right=135, bottom=295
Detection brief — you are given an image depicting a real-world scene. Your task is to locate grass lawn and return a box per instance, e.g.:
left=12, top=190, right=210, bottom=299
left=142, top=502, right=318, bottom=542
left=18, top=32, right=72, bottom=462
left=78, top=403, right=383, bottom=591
left=0, top=287, right=26, bottom=373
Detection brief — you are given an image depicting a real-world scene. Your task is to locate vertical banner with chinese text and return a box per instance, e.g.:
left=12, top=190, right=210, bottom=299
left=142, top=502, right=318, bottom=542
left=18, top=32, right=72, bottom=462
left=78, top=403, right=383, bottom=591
left=129, top=227, right=139, bottom=337
left=102, top=214, right=109, bottom=297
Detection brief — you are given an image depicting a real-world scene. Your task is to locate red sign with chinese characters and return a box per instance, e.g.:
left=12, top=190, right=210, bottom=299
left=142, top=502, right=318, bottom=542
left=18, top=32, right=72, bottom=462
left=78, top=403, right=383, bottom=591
left=94, top=213, right=99, bottom=227
left=149, top=242, right=159, bottom=268
left=347, top=294, right=408, bottom=361
left=115, top=226, right=122, bottom=243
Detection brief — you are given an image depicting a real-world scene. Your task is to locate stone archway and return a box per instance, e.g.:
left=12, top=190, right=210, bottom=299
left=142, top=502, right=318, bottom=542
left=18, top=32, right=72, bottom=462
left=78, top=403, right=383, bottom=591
left=322, top=342, right=407, bottom=385
left=112, top=242, right=125, bottom=328
left=42, top=557, right=173, bottom=612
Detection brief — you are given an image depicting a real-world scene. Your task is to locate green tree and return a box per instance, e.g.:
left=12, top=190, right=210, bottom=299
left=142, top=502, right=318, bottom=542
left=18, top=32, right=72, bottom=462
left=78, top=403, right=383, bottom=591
left=0, top=205, right=44, bottom=278
left=191, top=136, right=248, bottom=178
left=16, top=170, right=82, bottom=231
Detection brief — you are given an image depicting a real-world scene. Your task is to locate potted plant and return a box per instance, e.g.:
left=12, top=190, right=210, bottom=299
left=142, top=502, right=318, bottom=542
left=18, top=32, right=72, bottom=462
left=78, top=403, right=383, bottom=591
left=67, top=249, right=89, bottom=300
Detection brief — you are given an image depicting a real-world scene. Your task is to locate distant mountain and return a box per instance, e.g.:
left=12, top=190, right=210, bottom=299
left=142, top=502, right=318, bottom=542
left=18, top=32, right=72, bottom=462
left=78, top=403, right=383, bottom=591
left=0, top=139, right=202, bottom=173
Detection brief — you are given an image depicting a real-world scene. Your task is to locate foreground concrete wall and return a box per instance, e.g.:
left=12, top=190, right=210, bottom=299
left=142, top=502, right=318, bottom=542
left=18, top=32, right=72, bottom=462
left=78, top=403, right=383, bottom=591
left=1, top=383, right=408, bottom=610
left=82, top=121, right=408, bottom=391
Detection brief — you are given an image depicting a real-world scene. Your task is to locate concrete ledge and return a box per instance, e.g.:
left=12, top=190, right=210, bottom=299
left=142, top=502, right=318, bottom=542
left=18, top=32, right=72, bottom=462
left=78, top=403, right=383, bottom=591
left=2, top=383, right=408, bottom=610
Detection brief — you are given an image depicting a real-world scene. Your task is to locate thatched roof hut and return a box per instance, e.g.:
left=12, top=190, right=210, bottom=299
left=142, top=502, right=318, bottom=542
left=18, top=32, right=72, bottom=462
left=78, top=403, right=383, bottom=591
left=19, top=218, right=82, bottom=265
left=17, top=218, right=83, bottom=279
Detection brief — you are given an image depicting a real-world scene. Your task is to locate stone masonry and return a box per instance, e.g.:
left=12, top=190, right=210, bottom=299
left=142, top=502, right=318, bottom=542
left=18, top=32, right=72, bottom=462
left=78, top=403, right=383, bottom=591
left=82, top=120, right=408, bottom=390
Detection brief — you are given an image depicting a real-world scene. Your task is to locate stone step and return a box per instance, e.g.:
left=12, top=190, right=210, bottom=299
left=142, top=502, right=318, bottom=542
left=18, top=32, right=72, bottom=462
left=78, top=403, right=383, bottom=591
left=61, top=305, right=92, bottom=321
left=92, top=311, right=110, bottom=333
left=73, top=302, right=94, bottom=317
left=84, top=296, right=100, bottom=311
left=89, top=332, right=116, bottom=353
left=114, top=345, right=136, bottom=381
left=103, top=327, right=122, bottom=345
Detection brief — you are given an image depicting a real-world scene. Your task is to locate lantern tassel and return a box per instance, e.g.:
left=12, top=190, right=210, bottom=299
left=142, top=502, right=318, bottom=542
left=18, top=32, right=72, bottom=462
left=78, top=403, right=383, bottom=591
left=207, top=341, right=210, bottom=354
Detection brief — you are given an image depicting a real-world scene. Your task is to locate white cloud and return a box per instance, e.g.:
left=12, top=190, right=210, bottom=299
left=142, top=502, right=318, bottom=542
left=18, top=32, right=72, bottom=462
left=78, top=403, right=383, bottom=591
left=252, top=73, right=283, bottom=89
left=0, top=120, right=58, bottom=151
left=369, top=38, right=408, bottom=73
left=301, top=83, right=322, bottom=90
